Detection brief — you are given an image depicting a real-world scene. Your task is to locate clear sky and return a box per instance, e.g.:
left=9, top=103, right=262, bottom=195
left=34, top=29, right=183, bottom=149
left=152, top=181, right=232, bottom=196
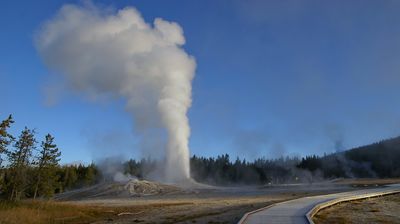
left=2, top=0, right=400, bottom=164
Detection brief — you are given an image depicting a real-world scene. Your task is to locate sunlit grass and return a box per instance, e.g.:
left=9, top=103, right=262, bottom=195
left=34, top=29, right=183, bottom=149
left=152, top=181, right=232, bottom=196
left=0, top=199, right=197, bottom=224
left=0, top=200, right=109, bottom=224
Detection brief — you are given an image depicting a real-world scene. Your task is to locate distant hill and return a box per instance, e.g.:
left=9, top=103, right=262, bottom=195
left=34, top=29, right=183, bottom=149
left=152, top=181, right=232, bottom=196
left=298, top=137, right=400, bottom=178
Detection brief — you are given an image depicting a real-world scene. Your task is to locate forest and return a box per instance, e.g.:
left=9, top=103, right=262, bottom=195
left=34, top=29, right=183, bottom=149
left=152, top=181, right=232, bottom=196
left=0, top=115, right=98, bottom=200
left=1, top=114, right=400, bottom=200
left=298, top=136, right=400, bottom=178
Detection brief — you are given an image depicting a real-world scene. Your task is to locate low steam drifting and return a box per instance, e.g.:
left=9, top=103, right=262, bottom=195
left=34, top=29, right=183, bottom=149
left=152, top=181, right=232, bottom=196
left=36, top=3, right=196, bottom=182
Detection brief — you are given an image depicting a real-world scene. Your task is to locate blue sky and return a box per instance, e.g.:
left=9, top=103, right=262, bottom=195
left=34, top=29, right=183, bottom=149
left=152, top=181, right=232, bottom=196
left=2, top=0, right=400, bottom=164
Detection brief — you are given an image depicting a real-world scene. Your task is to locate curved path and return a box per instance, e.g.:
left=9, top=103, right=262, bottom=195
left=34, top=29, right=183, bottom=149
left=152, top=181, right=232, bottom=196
left=239, top=184, right=400, bottom=224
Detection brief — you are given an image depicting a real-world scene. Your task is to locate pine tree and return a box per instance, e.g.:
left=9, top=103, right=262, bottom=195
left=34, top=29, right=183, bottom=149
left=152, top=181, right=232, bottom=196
left=7, top=127, right=36, bottom=200
left=62, top=165, right=78, bottom=191
left=84, top=163, right=97, bottom=186
left=33, top=134, right=61, bottom=199
left=0, top=115, right=14, bottom=166
left=0, top=115, right=15, bottom=193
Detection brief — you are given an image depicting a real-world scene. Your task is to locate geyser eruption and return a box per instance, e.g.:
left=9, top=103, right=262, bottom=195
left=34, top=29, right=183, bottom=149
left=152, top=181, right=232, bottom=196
left=36, top=3, right=196, bottom=182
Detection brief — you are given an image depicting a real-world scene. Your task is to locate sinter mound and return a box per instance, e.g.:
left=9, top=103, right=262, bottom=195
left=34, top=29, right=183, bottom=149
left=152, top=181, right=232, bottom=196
left=124, top=179, right=177, bottom=195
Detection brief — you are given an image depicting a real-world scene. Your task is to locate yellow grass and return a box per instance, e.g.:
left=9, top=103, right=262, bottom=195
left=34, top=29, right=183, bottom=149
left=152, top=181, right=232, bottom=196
left=0, top=200, right=109, bottom=224
left=0, top=199, right=200, bottom=224
left=314, top=193, right=400, bottom=224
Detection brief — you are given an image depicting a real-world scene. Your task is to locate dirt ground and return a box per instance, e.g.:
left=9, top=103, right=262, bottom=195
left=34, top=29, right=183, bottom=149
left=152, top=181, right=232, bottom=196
left=73, top=194, right=286, bottom=224
left=1, top=178, right=399, bottom=224
left=0, top=192, right=324, bottom=224
left=69, top=184, right=353, bottom=224
left=314, top=193, right=400, bottom=224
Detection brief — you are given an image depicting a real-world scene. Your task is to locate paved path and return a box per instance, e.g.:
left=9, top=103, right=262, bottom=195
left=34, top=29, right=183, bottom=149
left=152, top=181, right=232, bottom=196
left=240, top=184, right=400, bottom=224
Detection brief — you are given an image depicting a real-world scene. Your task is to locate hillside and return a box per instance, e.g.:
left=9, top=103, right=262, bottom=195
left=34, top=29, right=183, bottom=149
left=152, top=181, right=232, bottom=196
left=298, top=137, right=400, bottom=178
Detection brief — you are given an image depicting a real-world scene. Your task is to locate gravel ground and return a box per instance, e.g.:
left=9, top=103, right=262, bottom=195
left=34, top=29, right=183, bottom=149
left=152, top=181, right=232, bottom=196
left=314, top=193, right=400, bottom=224
left=54, top=178, right=398, bottom=224
left=70, top=185, right=353, bottom=224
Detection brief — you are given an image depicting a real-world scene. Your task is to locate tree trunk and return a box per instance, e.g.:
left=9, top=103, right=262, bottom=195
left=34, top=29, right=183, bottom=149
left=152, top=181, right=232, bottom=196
left=33, top=174, right=41, bottom=199
left=9, top=188, right=15, bottom=201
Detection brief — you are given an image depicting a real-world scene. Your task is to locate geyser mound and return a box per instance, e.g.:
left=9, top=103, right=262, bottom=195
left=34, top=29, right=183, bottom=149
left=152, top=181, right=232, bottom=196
left=36, top=3, right=196, bottom=182
left=124, top=179, right=178, bottom=196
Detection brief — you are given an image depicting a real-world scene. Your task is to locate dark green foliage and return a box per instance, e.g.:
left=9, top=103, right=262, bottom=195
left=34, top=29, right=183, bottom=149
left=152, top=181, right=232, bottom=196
left=33, top=134, right=61, bottom=199
left=190, top=154, right=303, bottom=185
left=123, top=159, right=143, bottom=178
left=297, top=137, right=400, bottom=178
left=57, top=165, right=78, bottom=192
left=7, top=127, right=37, bottom=200
left=0, top=115, right=15, bottom=166
left=0, top=115, right=102, bottom=200
left=297, top=155, right=322, bottom=172
left=55, top=164, right=100, bottom=192
left=81, top=163, right=98, bottom=186
left=0, top=115, right=15, bottom=193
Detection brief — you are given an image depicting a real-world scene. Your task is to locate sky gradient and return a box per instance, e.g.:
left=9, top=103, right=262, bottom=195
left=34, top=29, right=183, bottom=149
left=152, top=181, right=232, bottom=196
left=2, top=0, right=400, bottom=164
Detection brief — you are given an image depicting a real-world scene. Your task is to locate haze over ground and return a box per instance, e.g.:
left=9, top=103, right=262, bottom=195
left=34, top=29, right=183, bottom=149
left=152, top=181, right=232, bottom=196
left=2, top=0, right=400, bottom=164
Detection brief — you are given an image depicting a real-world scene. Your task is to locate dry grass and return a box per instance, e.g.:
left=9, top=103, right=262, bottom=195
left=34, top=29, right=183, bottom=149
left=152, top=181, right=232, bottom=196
left=0, top=200, right=194, bottom=224
left=0, top=200, right=114, bottom=224
left=0, top=196, right=294, bottom=224
left=0, top=179, right=379, bottom=224
left=314, top=193, right=400, bottom=224
left=0, top=199, right=204, bottom=224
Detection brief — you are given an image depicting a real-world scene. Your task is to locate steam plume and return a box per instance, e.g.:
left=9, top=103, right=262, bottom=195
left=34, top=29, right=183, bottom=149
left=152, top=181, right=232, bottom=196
left=35, top=3, right=196, bottom=182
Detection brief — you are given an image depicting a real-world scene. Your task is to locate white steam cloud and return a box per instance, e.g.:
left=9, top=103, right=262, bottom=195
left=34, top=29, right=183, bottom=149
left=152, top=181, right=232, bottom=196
left=35, top=3, right=196, bottom=182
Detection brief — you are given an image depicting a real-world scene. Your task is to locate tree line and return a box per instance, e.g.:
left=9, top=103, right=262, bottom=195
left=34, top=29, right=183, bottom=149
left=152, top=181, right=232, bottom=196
left=298, top=136, right=400, bottom=178
left=189, top=154, right=311, bottom=185
left=122, top=139, right=400, bottom=184
left=0, top=115, right=98, bottom=200
left=3, top=114, right=400, bottom=200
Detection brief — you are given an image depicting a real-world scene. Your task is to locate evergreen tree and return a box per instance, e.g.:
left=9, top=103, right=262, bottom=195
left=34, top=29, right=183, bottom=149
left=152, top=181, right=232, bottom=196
left=84, top=163, right=97, bottom=186
left=33, top=134, right=61, bottom=199
left=0, top=115, right=15, bottom=193
left=7, top=127, right=36, bottom=200
left=60, top=165, right=78, bottom=191
left=0, top=115, right=14, bottom=166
